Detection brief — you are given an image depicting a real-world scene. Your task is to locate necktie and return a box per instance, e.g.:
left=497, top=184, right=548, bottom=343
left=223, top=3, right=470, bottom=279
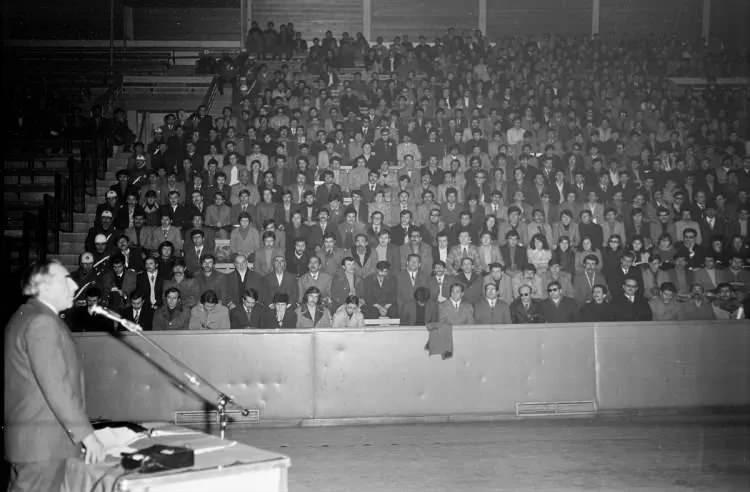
left=462, top=247, right=468, bottom=258
left=134, top=310, right=140, bottom=323
left=410, top=272, right=415, bottom=286
left=149, top=274, right=156, bottom=305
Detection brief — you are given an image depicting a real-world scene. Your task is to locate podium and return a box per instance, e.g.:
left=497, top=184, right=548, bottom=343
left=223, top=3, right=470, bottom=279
left=64, top=424, right=290, bottom=492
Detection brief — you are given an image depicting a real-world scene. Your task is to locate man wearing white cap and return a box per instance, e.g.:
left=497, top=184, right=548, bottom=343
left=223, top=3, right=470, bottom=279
left=95, top=189, right=120, bottom=225
left=70, top=252, right=98, bottom=297
left=85, top=209, right=119, bottom=253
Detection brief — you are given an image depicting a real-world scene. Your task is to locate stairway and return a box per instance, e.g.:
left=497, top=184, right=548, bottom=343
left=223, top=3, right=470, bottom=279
left=49, top=153, right=130, bottom=272
left=210, top=87, right=234, bottom=118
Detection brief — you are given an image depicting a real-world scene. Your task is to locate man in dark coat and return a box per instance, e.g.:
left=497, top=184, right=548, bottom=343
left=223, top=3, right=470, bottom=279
left=611, top=278, right=653, bottom=321
left=539, top=281, right=578, bottom=323
left=473, top=283, right=512, bottom=324
left=578, top=285, right=617, bottom=321
left=361, top=261, right=399, bottom=318
left=5, top=260, right=105, bottom=492
left=509, top=284, right=545, bottom=323
left=229, top=288, right=269, bottom=329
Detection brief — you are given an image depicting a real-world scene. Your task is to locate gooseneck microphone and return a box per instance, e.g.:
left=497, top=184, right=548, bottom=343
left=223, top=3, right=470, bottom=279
left=90, top=305, right=142, bottom=332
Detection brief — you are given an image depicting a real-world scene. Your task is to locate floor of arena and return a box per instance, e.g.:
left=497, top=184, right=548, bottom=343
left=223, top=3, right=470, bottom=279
left=229, top=417, right=750, bottom=491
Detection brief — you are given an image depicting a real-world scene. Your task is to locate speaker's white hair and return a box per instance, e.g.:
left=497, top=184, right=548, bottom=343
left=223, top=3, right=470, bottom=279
left=22, top=259, right=62, bottom=297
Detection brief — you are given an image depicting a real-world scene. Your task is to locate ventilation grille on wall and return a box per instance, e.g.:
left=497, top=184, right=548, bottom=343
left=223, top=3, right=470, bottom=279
left=174, top=409, right=260, bottom=426
left=516, top=400, right=596, bottom=417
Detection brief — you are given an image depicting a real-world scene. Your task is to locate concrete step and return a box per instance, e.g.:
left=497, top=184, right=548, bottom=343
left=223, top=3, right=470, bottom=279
left=49, top=253, right=80, bottom=265
left=73, top=221, right=93, bottom=232
left=60, top=241, right=85, bottom=253
left=60, top=231, right=87, bottom=242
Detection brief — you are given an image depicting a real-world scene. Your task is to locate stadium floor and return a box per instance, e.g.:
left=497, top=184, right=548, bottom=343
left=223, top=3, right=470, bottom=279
left=229, top=417, right=750, bottom=491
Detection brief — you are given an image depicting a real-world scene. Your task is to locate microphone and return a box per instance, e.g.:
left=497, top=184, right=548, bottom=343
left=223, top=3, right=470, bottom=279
left=90, top=305, right=142, bottom=333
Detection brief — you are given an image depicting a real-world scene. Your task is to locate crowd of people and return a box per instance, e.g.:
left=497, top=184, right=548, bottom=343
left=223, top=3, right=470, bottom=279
left=63, top=26, right=750, bottom=331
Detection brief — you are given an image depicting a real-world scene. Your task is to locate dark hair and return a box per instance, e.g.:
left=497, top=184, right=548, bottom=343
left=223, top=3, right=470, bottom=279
left=130, top=290, right=146, bottom=302
left=344, top=295, right=360, bottom=305
left=376, top=260, right=390, bottom=271
left=200, top=290, right=219, bottom=304
left=302, top=286, right=322, bottom=305
left=242, top=288, right=259, bottom=301
left=164, top=287, right=181, bottom=298
left=85, top=286, right=102, bottom=298
left=413, top=286, right=431, bottom=303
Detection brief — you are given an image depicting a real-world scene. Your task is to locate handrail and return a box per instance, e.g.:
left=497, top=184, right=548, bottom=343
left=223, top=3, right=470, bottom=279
left=202, top=75, right=220, bottom=113
left=41, top=194, right=57, bottom=257
left=53, top=173, right=74, bottom=233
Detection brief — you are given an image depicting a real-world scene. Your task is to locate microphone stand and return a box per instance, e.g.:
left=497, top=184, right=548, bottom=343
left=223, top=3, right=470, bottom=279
left=92, top=306, right=250, bottom=440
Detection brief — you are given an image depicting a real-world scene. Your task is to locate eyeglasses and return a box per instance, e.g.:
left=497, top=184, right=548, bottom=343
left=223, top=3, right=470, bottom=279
left=519, top=292, right=531, bottom=297
left=547, top=288, right=559, bottom=292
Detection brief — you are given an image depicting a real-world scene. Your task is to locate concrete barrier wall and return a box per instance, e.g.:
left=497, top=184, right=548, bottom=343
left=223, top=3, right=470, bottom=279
left=75, top=321, right=750, bottom=424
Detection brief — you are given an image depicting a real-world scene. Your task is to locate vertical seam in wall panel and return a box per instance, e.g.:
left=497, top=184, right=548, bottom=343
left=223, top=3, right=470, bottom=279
left=311, top=330, right=317, bottom=420
left=593, top=324, right=601, bottom=413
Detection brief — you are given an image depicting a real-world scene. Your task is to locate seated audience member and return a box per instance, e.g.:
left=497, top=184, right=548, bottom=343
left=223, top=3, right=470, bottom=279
left=648, top=282, right=681, bottom=321
left=120, top=290, right=154, bottom=331
left=254, top=231, right=284, bottom=276
left=542, top=259, right=573, bottom=299
left=512, top=264, right=545, bottom=300
left=225, top=253, right=263, bottom=308
left=361, top=261, right=398, bottom=319
left=573, top=254, right=607, bottom=304
left=666, top=253, right=693, bottom=299
left=125, top=212, right=153, bottom=251
left=527, top=233, right=552, bottom=274
left=438, top=282, right=475, bottom=325
left=229, top=212, right=261, bottom=257
left=136, top=257, right=165, bottom=309
left=482, top=262, right=514, bottom=305
left=331, top=256, right=362, bottom=311
left=151, top=213, right=183, bottom=254
left=162, top=260, right=200, bottom=308
left=65, top=286, right=115, bottom=332
left=607, top=251, right=642, bottom=298
left=296, top=287, right=333, bottom=328
left=674, top=227, right=705, bottom=269
left=396, top=253, right=430, bottom=315
left=115, top=234, right=145, bottom=273
left=678, top=283, right=716, bottom=321
left=184, top=229, right=209, bottom=274
left=71, top=252, right=98, bottom=289
left=333, top=295, right=366, bottom=328
left=446, top=230, right=481, bottom=275
left=98, top=253, right=137, bottom=311
left=510, top=284, right=544, bottom=323
left=578, top=284, right=616, bottom=322
left=691, top=255, right=727, bottom=293
left=641, top=255, right=671, bottom=300
left=230, top=288, right=268, bottom=329
left=286, top=238, right=311, bottom=277
left=725, top=255, right=750, bottom=295
left=152, top=287, right=191, bottom=330
left=400, top=286, right=439, bottom=325
left=263, top=292, right=297, bottom=328
left=453, top=257, right=484, bottom=305
left=189, top=290, right=230, bottom=329
left=262, top=255, right=299, bottom=307
left=474, top=283, right=512, bottom=324
left=712, top=283, right=745, bottom=320
left=611, top=278, right=653, bottom=321
left=86, top=210, right=119, bottom=254
left=539, top=281, right=578, bottom=323
left=499, top=230, right=527, bottom=274
left=298, top=256, right=333, bottom=304
left=194, top=254, right=229, bottom=305
left=428, top=260, right=455, bottom=304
